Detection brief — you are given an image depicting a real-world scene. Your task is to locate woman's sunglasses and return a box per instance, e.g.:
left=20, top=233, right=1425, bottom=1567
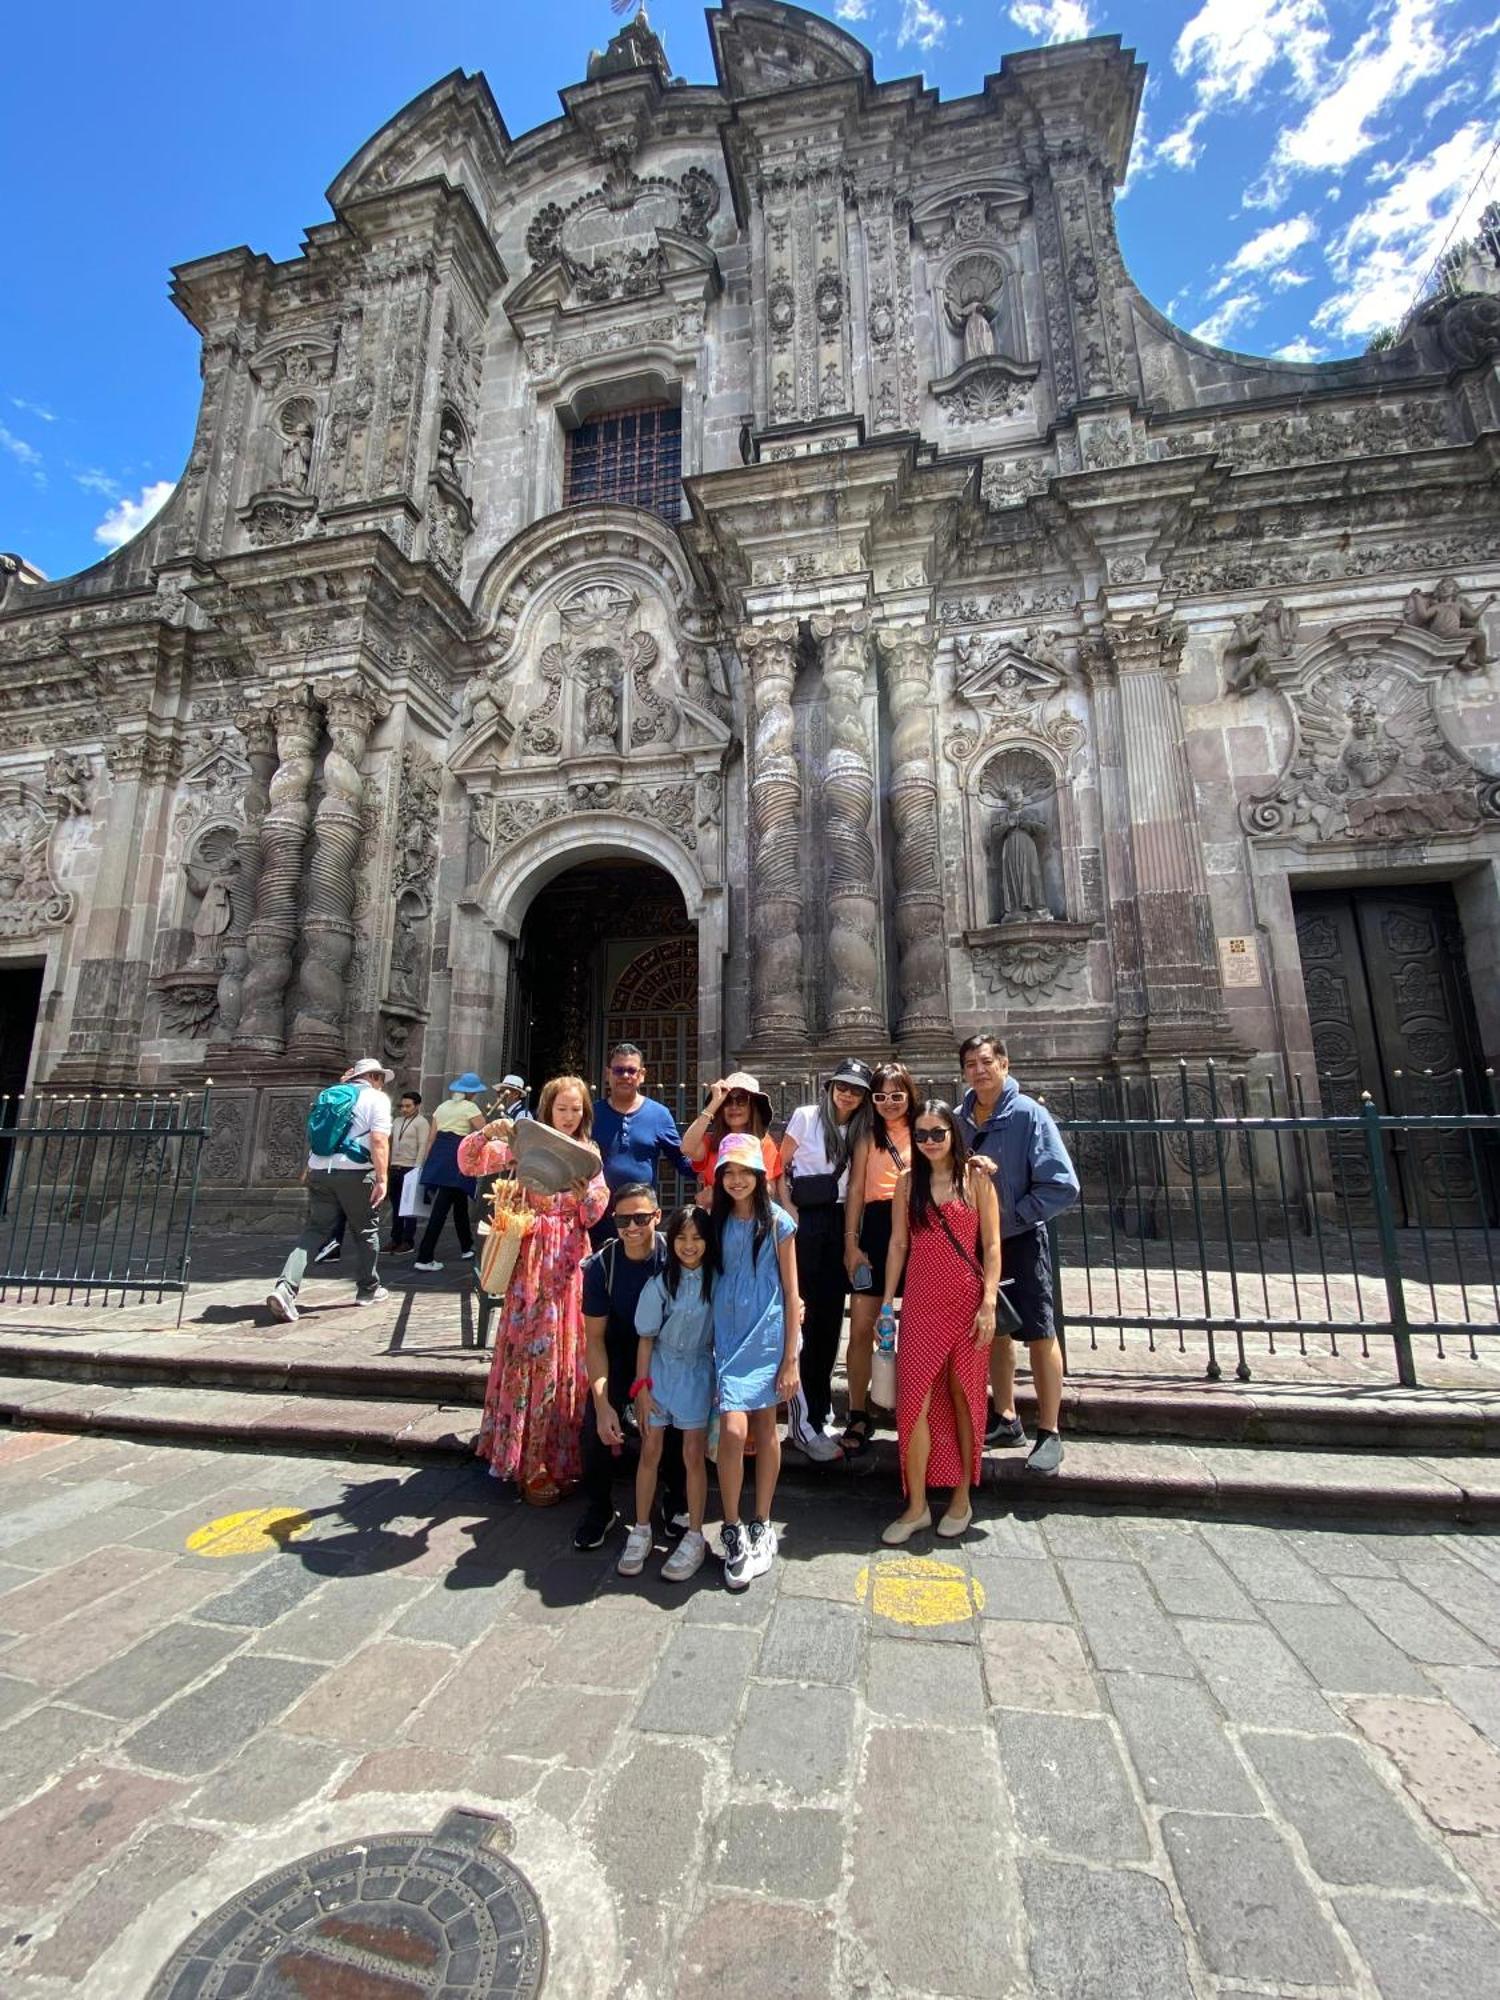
left=872, top=1091, right=907, bottom=1103
left=914, top=1126, right=950, bottom=1144
left=722, top=1091, right=751, bottom=1106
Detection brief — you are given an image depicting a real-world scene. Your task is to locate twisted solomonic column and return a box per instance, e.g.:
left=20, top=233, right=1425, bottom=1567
left=234, top=687, right=322, bottom=1054
left=876, top=624, right=952, bottom=1041
left=286, top=678, right=390, bottom=1063
left=810, top=611, right=884, bottom=1035
left=740, top=622, right=809, bottom=1047
left=213, top=706, right=277, bottom=1044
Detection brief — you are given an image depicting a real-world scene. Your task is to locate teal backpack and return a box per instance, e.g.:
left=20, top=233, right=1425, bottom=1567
left=305, top=1083, right=371, bottom=1163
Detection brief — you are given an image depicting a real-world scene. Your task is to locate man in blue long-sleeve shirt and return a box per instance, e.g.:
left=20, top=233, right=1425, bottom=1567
left=589, top=1041, right=696, bottom=1246
left=956, top=1032, right=1079, bottom=1475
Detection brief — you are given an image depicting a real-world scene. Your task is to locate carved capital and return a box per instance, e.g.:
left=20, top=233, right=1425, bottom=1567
left=737, top=620, right=799, bottom=687
left=1084, top=615, right=1185, bottom=682
left=232, top=705, right=278, bottom=760
left=875, top=623, right=937, bottom=686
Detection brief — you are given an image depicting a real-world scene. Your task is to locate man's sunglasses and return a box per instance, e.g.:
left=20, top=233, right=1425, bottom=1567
left=610, top=1065, right=642, bottom=1078
left=615, top=1212, right=657, bottom=1228
left=914, top=1126, right=950, bottom=1144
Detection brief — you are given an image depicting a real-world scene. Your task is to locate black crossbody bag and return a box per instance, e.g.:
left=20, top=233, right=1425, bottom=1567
left=930, top=1199, right=1024, bottom=1334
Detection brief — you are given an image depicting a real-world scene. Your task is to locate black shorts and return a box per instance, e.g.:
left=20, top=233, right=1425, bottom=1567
left=1000, top=1227, right=1055, bottom=1343
left=858, top=1199, right=905, bottom=1300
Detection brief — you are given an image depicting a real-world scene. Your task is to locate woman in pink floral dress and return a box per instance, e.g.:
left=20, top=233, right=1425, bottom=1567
left=458, top=1074, right=610, bottom=1504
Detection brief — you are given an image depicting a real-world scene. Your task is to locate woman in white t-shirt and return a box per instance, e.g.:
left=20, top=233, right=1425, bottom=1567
left=777, top=1058, right=874, bottom=1459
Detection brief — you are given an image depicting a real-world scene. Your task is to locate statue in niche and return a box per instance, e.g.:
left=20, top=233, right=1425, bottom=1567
left=990, top=788, right=1051, bottom=926
left=279, top=409, right=314, bottom=493
left=389, top=900, right=422, bottom=1002
left=580, top=649, right=621, bottom=752
left=43, top=750, right=92, bottom=817
left=436, top=418, right=465, bottom=486
left=184, top=860, right=236, bottom=971
left=944, top=255, right=1006, bottom=364
left=1402, top=575, right=1495, bottom=671
left=1225, top=597, right=1299, bottom=695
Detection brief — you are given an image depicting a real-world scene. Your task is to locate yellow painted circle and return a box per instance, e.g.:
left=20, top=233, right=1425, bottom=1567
left=857, top=1554, right=986, bottom=1627
left=185, top=1506, right=314, bottom=1559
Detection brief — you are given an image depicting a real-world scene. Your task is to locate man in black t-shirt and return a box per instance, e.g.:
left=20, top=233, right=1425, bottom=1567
left=575, top=1181, right=685, bottom=1551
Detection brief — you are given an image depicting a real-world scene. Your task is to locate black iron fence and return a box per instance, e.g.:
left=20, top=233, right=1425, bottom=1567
left=0, top=1087, right=212, bottom=1316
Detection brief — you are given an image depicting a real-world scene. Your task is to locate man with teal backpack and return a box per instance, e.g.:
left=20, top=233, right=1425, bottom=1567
left=266, top=1057, right=394, bottom=1322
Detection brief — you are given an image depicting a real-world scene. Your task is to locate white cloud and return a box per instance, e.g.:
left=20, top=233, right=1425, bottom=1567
left=93, top=479, right=175, bottom=550
left=0, top=425, right=43, bottom=471
left=73, top=468, right=119, bottom=497
left=9, top=396, right=55, bottom=424
left=1173, top=1, right=1330, bottom=107
left=1275, top=336, right=1325, bottom=361
left=834, top=1, right=869, bottom=19
left=1271, top=0, right=1449, bottom=179
left=1191, top=292, right=1262, bottom=345
left=1227, top=212, right=1319, bottom=273
left=1270, top=265, right=1313, bottom=288
left=1157, top=108, right=1208, bottom=172
left=1009, top=2, right=1095, bottom=40
left=1313, top=118, right=1498, bottom=339
left=897, top=2, right=948, bottom=50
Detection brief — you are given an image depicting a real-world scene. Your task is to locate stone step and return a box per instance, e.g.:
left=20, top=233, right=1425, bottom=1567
left=3, top=1369, right=1497, bottom=1521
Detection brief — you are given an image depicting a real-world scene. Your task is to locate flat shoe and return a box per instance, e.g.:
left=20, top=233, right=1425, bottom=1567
left=936, top=1509, right=973, bottom=1538
left=881, top=1507, right=931, bottom=1546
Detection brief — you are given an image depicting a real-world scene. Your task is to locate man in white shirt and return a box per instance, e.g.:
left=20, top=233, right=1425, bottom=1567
left=266, top=1058, right=393, bottom=1322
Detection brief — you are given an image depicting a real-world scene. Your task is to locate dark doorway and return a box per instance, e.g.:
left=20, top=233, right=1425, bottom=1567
left=0, top=963, right=43, bottom=1207
left=1294, top=883, right=1494, bottom=1223
left=512, top=860, right=697, bottom=1115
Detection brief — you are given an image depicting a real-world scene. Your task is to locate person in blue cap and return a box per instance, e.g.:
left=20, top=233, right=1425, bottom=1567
left=412, top=1071, right=487, bottom=1270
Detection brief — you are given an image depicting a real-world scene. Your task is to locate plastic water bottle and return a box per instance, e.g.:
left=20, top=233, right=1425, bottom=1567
left=877, top=1303, right=896, bottom=1355
left=872, top=1303, right=897, bottom=1408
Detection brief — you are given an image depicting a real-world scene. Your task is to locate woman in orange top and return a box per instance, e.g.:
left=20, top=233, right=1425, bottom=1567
left=681, top=1072, right=781, bottom=1198
left=840, top=1060, right=916, bottom=1462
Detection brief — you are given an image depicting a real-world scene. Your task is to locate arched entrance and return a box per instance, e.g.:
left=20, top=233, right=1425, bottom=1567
left=511, top=859, right=698, bottom=1108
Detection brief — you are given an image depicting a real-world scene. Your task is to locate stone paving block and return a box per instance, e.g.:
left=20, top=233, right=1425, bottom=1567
left=1161, top=1812, right=1348, bottom=1985
left=1106, top=1674, right=1258, bottom=1812
left=0, top=1479, right=143, bottom=1554
left=249, top=1571, right=426, bottom=1662
left=709, top=1801, right=844, bottom=1901
left=282, top=1638, right=454, bottom=1748
left=681, top=1575, right=775, bottom=1627
left=1038, top=1512, right=1133, bottom=1561
left=1065, top=1560, right=1196, bottom=1677
left=1391, top=1547, right=1500, bottom=1651
left=968, top=1554, right=1070, bottom=1622
left=335, top=1745, right=468, bottom=1798
left=995, top=1710, right=1150, bottom=1861
left=1199, top=1523, right=1343, bottom=1603
left=867, top=1636, right=986, bottom=1726
left=0, top=1545, right=169, bottom=1635
left=674, top=1897, right=837, bottom=2000
left=0, top=1560, right=33, bottom=1604
left=21, top=1819, right=218, bottom=1980
left=1335, top=1576, right=1493, bottom=1667
left=981, top=1621, right=1100, bottom=1714
left=591, top=1737, right=708, bottom=1976
left=534, top=1593, right=671, bottom=1691
left=1446, top=1833, right=1500, bottom=1910
left=123, top=1655, right=319, bottom=1776
left=756, top=1598, right=863, bottom=1686
left=849, top=1724, right=1020, bottom=1999
left=1019, top=1856, right=1194, bottom=2000
left=191, top=1553, right=329, bottom=1629
left=1348, top=1696, right=1500, bottom=1833
left=1265, top=1600, right=1432, bottom=1695
left=2, top=1503, right=166, bottom=1571
left=189, top=1729, right=348, bottom=1824
left=481, top=1683, right=632, bottom=1766
left=533, top=1764, right=593, bottom=1823
left=0, top=1672, right=39, bottom=1726
left=404, top=1617, right=558, bottom=1746
left=1244, top=1729, right=1460, bottom=1889
left=0, top=1704, right=118, bottom=1805
left=1176, top=1616, right=1343, bottom=1730
left=966, top=1513, right=1047, bottom=1558
left=0, top=1763, right=186, bottom=1908
left=1335, top=1892, right=1500, bottom=2000
left=732, top=1682, right=856, bottom=1796
left=389, top=1571, right=519, bottom=1649
left=776, top=1547, right=868, bottom=1602
left=635, top=1625, right=757, bottom=1736
left=65, top=1620, right=242, bottom=1720
left=1426, top=1665, right=1500, bottom=1748
left=1120, top=1525, right=1258, bottom=1619
left=1289, top=1526, right=1398, bottom=1578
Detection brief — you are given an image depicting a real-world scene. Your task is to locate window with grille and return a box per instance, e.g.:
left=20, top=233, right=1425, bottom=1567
left=563, top=403, right=682, bottom=520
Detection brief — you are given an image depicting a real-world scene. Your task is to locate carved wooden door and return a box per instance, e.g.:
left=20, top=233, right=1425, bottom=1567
left=604, top=936, right=699, bottom=1203
left=1294, top=887, right=1493, bottom=1225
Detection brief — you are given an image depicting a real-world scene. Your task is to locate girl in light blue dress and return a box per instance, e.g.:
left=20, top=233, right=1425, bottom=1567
left=618, top=1206, right=715, bottom=1585
left=708, top=1133, right=801, bottom=1591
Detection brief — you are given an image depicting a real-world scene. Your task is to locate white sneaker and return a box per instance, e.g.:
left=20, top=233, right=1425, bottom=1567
left=662, top=1529, right=707, bottom=1582
left=746, top=1519, right=777, bottom=1579
left=412, top=1260, right=443, bottom=1272
left=265, top=1284, right=298, bottom=1323
left=354, top=1286, right=389, bottom=1306
left=616, top=1523, right=653, bottom=1577
left=788, top=1419, right=842, bottom=1464
left=313, top=1240, right=341, bottom=1264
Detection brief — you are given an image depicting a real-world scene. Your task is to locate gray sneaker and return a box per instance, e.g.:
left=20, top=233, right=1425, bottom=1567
left=265, top=1283, right=298, bottom=1323
left=354, top=1286, right=390, bottom=1306
left=1025, top=1432, right=1064, bottom=1476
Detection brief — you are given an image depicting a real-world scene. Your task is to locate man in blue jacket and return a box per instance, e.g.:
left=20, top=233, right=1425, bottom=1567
left=956, top=1032, right=1079, bottom=1474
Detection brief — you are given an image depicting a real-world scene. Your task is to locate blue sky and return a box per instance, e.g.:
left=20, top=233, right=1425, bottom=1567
left=3, top=1, right=1496, bottom=582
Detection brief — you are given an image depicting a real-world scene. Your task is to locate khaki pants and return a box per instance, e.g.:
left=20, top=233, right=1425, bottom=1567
left=279, top=1169, right=380, bottom=1296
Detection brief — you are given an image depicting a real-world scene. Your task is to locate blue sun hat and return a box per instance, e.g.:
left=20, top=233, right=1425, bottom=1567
left=448, top=1071, right=488, bottom=1095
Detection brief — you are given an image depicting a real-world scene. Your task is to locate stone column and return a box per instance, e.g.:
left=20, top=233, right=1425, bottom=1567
left=741, top=622, right=809, bottom=1047
left=876, top=623, right=952, bottom=1042
left=811, top=611, right=883, bottom=1035
left=234, top=686, right=321, bottom=1055
left=212, top=706, right=276, bottom=1044
left=1091, top=616, right=1229, bottom=1054
left=286, top=679, right=388, bottom=1064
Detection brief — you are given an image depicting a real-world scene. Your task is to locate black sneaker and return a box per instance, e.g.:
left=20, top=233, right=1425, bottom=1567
left=658, top=1500, right=690, bottom=1540
left=573, top=1500, right=620, bottom=1551
left=985, top=1408, right=1026, bottom=1448
left=1025, top=1431, right=1064, bottom=1476
left=721, top=1520, right=751, bottom=1591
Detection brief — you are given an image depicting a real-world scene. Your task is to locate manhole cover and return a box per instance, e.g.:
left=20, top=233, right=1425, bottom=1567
left=147, top=1808, right=546, bottom=1997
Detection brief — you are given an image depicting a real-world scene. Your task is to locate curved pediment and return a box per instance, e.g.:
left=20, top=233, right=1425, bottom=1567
left=709, top=1, right=871, bottom=101
left=326, top=71, right=510, bottom=224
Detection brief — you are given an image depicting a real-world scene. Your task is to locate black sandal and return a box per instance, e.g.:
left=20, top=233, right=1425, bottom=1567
left=839, top=1411, right=873, bottom=1463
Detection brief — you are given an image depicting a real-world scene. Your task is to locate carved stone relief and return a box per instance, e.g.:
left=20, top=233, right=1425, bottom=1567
left=0, top=782, right=73, bottom=938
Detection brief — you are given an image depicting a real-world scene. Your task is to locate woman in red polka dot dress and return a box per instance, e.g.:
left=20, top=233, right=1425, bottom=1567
left=878, top=1100, right=1002, bottom=1544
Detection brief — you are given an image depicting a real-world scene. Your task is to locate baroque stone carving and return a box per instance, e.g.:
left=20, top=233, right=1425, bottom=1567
left=810, top=612, right=881, bottom=1033
left=43, top=750, right=92, bottom=817
left=235, top=687, right=322, bottom=1052
left=214, top=707, right=275, bottom=1042
left=932, top=365, right=1032, bottom=428
left=476, top=781, right=700, bottom=854
left=1224, top=599, right=1300, bottom=696
left=876, top=625, right=951, bottom=1037
left=158, top=979, right=220, bottom=1038
left=943, top=254, right=1006, bottom=361
left=0, top=783, right=72, bottom=937
left=394, top=745, right=440, bottom=899
left=740, top=622, right=807, bottom=1042
left=1160, top=400, right=1450, bottom=473
left=970, top=926, right=1087, bottom=998
left=1402, top=576, right=1494, bottom=671
left=944, top=629, right=1085, bottom=771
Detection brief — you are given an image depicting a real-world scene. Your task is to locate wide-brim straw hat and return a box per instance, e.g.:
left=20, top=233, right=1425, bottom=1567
left=718, top=1070, right=773, bottom=1125
left=512, top=1119, right=600, bottom=1193
left=346, top=1057, right=396, bottom=1085
left=715, top=1132, right=768, bottom=1176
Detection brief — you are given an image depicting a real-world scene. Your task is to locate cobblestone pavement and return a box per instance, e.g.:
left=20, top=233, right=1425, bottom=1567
left=1, top=1427, right=1499, bottom=1998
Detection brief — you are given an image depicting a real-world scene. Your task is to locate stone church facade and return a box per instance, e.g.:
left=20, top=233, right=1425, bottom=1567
left=2, top=2, right=1499, bottom=1195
